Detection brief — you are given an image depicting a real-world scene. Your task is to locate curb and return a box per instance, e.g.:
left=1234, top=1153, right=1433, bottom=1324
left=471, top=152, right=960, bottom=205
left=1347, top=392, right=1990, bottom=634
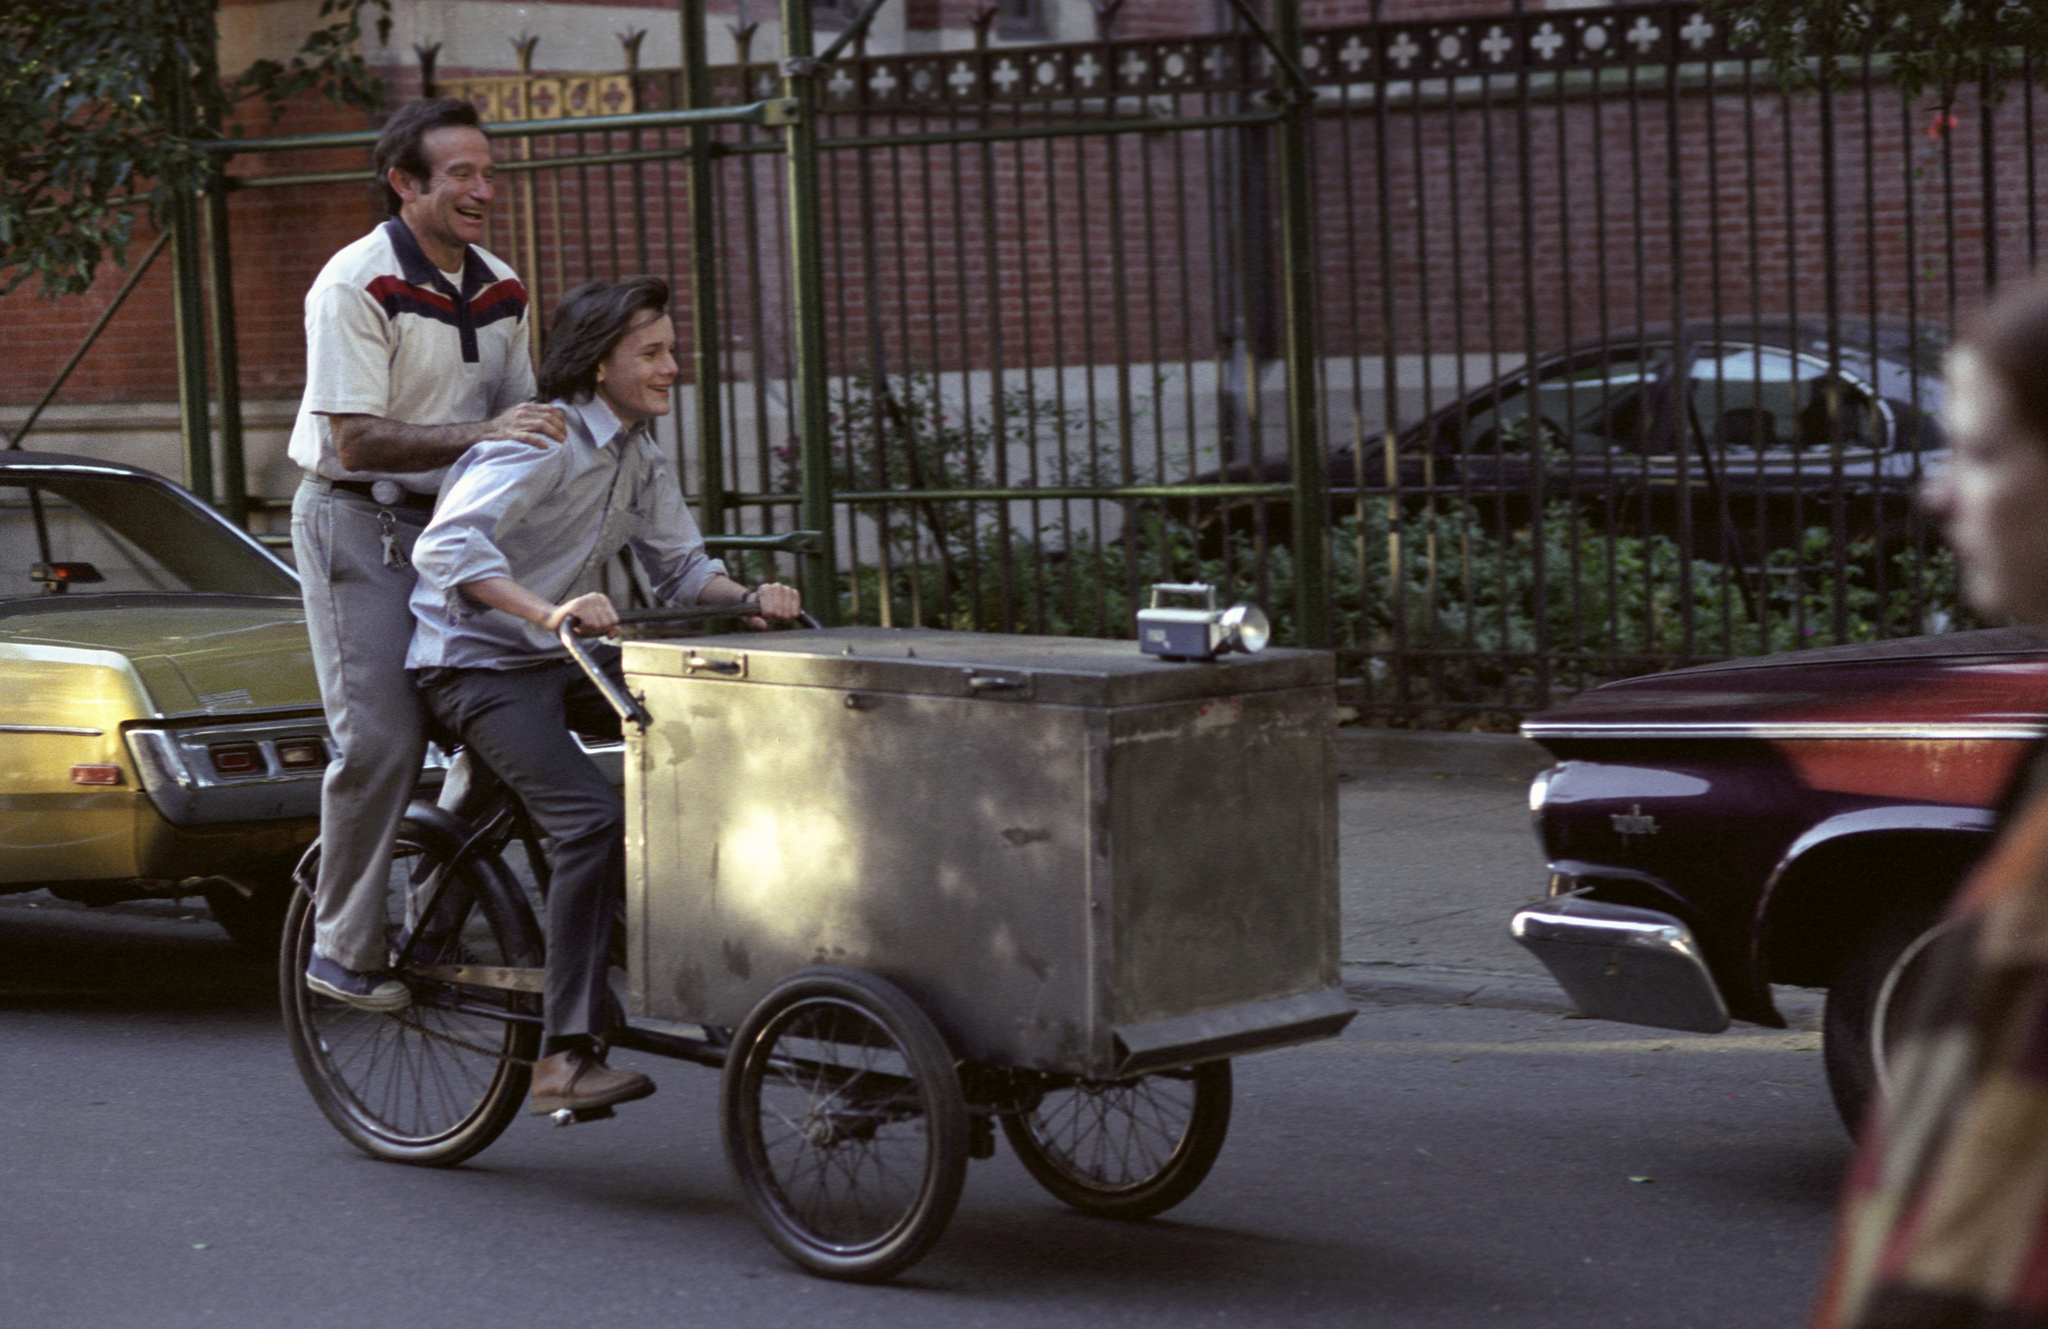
left=1336, top=728, right=1551, bottom=780
left=1342, top=965, right=1573, bottom=1015
left=1345, top=977, right=1574, bottom=1015
left=1340, top=968, right=1830, bottom=1029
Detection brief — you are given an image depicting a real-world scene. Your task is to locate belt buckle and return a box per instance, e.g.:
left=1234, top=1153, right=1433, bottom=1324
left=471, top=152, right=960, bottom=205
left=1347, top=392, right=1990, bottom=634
left=370, top=479, right=405, bottom=507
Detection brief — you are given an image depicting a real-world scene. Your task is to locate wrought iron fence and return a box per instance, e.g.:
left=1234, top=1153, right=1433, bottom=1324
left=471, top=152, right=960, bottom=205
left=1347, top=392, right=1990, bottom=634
left=181, top=1, right=2048, bottom=723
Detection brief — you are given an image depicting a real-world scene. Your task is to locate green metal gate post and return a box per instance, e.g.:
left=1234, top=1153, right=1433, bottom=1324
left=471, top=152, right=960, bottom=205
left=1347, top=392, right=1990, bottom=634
left=778, top=0, right=841, bottom=624
left=1271, top=0, right=1328, bottom=648
left=167, top=59, right=215, bottom=507
left=203, top=174, right=248, bottom=527
left=678, top=0, right=728, bottom=538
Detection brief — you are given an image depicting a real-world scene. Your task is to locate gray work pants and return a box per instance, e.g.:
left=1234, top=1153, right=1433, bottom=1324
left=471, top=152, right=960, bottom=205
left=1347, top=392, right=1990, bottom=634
left=292, top=480, right=432, bottom=973
left=417, top=658, right=626, bottom=1047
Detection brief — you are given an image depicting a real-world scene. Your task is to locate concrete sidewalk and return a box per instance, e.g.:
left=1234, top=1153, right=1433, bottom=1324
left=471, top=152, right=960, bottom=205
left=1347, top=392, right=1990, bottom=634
left=1332, top=730, right=1566, bottom=1013
left=1336, top=729, right=1823, bottom=1028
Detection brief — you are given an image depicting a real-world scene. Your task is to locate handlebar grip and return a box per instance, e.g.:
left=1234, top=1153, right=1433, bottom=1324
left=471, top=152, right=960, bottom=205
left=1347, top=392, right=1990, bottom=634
left=557, top=615, right=653, bottom=728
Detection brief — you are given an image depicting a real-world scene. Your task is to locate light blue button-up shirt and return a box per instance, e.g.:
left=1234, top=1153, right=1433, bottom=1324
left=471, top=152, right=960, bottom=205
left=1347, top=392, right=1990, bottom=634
left=406, top=396, right=726, bottom=670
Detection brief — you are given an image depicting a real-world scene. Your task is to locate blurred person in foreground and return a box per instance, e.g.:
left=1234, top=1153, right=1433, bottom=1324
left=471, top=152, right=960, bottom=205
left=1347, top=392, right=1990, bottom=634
left=1816, top=272, right=2048, bottom=1328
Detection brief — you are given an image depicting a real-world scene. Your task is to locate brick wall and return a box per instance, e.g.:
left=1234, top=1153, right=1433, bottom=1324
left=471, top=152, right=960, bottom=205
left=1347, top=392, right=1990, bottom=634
left=8, top=1, right=2041, bottom=471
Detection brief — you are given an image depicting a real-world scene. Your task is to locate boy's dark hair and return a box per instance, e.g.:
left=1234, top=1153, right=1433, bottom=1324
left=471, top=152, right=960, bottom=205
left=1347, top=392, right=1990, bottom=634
left=373, top=98, right=487, bottom=218
left=538, top=277, right=673, bottom=404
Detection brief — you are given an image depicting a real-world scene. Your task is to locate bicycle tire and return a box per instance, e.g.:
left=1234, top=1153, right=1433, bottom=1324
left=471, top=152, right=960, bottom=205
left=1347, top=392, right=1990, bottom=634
left=281, top=807, right=543, bottom=1167
left=1000, top=1060, right=1231, bottom=1219
left=721, top=967, right=969, bottom=1282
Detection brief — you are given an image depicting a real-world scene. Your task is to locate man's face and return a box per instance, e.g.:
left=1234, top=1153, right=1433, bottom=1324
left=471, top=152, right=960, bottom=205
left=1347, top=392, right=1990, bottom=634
left=393, top=125, right=496, bottom=271
left=596, top=314, right=680, bottom=427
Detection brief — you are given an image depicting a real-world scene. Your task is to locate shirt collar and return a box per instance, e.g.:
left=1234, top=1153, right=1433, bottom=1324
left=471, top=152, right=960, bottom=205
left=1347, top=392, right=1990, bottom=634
left=383, top=218, right=482, bottom=298
left=563, top=396, right=640, bottom=451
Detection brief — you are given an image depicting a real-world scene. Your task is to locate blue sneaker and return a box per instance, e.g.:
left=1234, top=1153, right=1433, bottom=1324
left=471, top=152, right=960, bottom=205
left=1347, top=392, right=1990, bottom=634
left=306, top=951, right=410, bottom=1012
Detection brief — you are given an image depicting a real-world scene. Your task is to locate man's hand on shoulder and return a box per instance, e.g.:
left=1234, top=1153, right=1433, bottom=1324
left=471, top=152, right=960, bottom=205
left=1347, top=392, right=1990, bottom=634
left=330, top=403, right=564, bottom=473
left=483, top=402, right=566, bottom=450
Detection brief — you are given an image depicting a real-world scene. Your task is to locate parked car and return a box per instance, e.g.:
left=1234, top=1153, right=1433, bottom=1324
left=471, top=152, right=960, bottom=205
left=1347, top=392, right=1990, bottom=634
left=0, top=452, right=329, bottom=947
left=1199, top=320, right=1948, bottom=563
left=1510, top=626, right=2048, bottom=1132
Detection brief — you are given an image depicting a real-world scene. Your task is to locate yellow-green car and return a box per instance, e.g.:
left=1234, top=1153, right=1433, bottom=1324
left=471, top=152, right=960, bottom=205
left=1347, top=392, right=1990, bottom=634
left=1, top=452, right=329, bottom=946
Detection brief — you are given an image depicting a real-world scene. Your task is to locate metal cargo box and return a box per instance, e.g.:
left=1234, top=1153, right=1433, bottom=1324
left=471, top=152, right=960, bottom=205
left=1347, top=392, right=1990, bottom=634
left=621, top=626, right=1350, bottom=1079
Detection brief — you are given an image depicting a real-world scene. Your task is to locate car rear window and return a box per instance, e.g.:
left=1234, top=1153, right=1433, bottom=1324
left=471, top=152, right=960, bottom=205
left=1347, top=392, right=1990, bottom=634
left=0, top=474, right=299, bottom=601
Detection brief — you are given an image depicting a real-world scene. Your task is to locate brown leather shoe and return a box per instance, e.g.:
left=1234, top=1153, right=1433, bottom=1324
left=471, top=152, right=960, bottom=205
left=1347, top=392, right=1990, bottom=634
left=528, top=1049, right=655, bottom=1116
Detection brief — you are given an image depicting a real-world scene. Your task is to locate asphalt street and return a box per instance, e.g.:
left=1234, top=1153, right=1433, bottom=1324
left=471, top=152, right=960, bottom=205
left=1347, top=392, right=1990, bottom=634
left=0, top=731, right=1848, bottom=1327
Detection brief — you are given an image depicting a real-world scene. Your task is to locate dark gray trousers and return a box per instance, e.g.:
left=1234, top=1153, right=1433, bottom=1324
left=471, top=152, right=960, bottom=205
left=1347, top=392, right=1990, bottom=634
left=417, top=657, right=624, bottom=1048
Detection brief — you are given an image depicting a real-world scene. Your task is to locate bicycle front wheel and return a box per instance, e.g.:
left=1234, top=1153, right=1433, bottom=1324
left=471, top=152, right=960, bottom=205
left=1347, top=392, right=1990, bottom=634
left=281, top=811, right=543, bottom=1166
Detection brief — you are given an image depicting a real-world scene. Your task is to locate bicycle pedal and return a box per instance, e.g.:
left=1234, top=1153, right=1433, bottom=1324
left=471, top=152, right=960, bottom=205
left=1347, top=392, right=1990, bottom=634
left=549, top=1105, right=619, bottom=1128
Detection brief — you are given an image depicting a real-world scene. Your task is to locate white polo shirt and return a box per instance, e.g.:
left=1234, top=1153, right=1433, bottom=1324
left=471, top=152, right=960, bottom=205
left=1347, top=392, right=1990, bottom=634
left=287, top=218, right=537, bottom=496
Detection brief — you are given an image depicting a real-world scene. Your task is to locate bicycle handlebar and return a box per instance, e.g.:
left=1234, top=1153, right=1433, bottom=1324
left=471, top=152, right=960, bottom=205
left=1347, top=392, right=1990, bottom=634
left=556, top=602, right=820, bottom=728
left=612, top=603, right=823, bottom=633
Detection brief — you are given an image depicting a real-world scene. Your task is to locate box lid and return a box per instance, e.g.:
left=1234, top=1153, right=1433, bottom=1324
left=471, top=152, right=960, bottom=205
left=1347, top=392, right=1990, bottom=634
left=621, top=625, right=1332, bottom=707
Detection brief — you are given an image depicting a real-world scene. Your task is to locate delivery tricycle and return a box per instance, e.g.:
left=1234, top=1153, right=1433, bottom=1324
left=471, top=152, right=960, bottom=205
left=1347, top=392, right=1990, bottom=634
left=281, top=604, right=1351, bottom=1282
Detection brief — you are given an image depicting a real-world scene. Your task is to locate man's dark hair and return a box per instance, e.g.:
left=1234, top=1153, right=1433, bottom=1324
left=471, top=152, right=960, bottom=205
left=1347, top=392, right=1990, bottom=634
left=373, top=98, right=487, bottom=218
left=538, top=277, right=673, bottom=404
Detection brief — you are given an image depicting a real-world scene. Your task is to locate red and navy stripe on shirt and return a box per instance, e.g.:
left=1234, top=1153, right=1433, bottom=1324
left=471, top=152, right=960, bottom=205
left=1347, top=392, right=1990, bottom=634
left=369, top=219, right=528, bottom=364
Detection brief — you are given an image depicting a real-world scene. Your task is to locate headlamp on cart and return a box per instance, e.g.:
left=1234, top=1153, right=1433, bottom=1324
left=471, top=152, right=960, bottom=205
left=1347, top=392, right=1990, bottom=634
left=1137, top=583, right=1271, bottom=661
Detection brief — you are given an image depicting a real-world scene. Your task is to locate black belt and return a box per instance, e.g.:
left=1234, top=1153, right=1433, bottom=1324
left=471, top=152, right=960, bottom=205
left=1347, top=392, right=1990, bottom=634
left=316, top=478, right=436, bottom=511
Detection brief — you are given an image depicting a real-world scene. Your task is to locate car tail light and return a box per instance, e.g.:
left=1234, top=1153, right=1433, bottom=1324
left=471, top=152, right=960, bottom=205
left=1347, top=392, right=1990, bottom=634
left=70, top=764, right=123, bottom=786
left=274, top=737, right=327, bottom=770
left=208, top=742, right=265, bottom=776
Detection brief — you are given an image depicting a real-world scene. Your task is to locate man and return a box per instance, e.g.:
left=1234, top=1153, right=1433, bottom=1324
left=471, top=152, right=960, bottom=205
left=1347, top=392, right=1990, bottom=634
left=290, top=97, right=565, bottom=1010
left=407, top=275, right=800, bottom=1116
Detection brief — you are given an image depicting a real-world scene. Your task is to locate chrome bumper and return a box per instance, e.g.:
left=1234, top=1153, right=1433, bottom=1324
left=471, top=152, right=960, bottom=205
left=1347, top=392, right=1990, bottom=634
left=1510, top=895, right=1730, bottom=1033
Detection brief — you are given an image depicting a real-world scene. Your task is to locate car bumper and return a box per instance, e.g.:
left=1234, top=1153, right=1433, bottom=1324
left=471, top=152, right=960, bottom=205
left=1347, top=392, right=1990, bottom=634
left=124, top=717, right=334, bottom=825
left=1510, top=892, right=1731, bottom=1033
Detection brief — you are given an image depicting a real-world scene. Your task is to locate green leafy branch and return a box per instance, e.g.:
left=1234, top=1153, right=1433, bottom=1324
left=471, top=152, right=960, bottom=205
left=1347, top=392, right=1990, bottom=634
left=1, top=0, right=391, bottom=299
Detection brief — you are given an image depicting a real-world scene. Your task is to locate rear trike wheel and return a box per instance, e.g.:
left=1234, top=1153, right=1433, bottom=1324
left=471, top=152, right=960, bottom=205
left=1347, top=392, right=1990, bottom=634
left=1001, top=1059, right=1232, bottom=1219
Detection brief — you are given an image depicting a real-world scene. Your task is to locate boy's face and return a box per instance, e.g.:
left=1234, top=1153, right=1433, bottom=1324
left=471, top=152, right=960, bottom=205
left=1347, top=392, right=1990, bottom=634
left=596, top=313, right=679, bottom=427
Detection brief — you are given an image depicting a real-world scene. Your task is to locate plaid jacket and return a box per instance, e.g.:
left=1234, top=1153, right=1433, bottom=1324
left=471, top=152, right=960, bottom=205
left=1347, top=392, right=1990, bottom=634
left=1815, top=748, right=2048, bottom=1328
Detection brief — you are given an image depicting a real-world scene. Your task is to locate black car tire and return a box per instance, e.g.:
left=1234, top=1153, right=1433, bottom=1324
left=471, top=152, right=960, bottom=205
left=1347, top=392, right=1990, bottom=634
left=1822, top=900, right=1954, bottom=1135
